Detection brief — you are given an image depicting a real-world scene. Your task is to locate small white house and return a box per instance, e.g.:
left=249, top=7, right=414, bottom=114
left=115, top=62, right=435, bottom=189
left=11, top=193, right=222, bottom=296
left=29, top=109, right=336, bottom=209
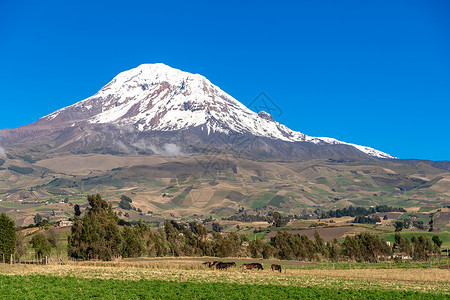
left=58, top=220, right=73, bottom=227
left=393, top=252, right=411, bottom=260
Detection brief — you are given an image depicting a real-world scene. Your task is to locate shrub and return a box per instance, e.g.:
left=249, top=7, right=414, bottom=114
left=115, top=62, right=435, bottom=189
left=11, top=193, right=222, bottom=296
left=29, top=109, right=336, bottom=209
left=30, top=232, right=52, bottom=257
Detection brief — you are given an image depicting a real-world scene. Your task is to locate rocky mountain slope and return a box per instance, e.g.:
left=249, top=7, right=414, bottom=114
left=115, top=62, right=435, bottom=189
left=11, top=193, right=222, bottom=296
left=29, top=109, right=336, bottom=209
left=0, top=63, right=392, bottom=160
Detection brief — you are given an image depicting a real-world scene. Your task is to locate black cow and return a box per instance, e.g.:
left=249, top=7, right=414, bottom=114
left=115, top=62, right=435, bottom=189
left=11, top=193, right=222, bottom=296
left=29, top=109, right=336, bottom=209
left=242, top=263, right=264, bottom=271
left=216, top=262, right=236, bottom=270
left=271, top=264, right=282, bottom=273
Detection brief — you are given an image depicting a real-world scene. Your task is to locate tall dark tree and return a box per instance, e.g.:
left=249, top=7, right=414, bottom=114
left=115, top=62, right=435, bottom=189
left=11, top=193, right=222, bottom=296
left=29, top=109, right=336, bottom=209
left=147, top=229, right=169, bottom=257
left=47, top=228, right=61, bottom=256
left=432, top=235, right=443, bottom=248
left=68, top=194, right=122, bottom=261
left=314, top=229, right=327, bottom=257
left=394, top=221, right=404, bottom=232
left=74, top=204, right=81, bottom=217
left=248, top=238, right=266, bottom=258
left=0, top=213, right=16, bottom=261
left=412, top=235, right=438, bottom=260
left=393, top=233, right=413, bottom=257
left=270, top=230, right=296, bottom=260
left=121, top=225, right=146, bottom=258
left=212, top=222, right=222, bottom=233
left=342, top=233, right=391, bottom=262
left=326, top=238, right=341, bottom=262
left=15, top=230, right=26, bottom=260
left=34, top=213, right=43, bottom=224
left=213, top=231, right=242, bottom=257
left=271, top=212, right=289, bottom=227
left=428, top=218, right=434, bottom=232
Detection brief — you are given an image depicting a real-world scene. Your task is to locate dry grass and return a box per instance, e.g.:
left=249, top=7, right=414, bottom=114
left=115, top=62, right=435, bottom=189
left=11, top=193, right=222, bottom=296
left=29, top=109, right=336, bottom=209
left=0, top=258, right=448, bottom=294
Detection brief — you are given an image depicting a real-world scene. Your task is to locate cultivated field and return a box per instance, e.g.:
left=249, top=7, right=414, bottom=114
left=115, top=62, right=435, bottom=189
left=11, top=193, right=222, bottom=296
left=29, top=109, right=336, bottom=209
left=2, top=153, right=450, bottom=224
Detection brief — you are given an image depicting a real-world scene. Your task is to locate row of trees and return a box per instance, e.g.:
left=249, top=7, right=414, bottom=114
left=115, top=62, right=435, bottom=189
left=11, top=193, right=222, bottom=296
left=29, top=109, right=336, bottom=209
left=224, top=212, right=289, bottom=228
left=317, top=205, right=406, bottom=219
left=352, top=215, right=381, bottom=224
left=393, top=233, right=441, bottom=260
left=65, top=195, right=443, bottom=262
left=0, top=195, right=444, bottom=263
left=224, top=213, right=270, bottom=223
left=395, top=218, right=427, bottom=232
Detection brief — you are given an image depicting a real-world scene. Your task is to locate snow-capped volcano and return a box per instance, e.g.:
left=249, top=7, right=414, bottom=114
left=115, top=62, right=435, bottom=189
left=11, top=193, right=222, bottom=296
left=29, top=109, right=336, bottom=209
left=38, top=63, right=392, bottom=159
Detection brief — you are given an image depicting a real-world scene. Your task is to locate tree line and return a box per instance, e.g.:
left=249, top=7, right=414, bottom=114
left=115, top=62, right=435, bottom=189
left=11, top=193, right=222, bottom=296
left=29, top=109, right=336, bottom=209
left=0, top=195, right=444, bottom=263
left=352, top=215, right=381, bottom=224
left=66, top=195, right=441, bottom=262
left=317, top=205, right=406, bottom=219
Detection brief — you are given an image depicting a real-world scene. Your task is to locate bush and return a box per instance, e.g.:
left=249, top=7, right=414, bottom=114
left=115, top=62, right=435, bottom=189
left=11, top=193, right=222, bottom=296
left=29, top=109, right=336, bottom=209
left=30, top=232, right=52, bottom=257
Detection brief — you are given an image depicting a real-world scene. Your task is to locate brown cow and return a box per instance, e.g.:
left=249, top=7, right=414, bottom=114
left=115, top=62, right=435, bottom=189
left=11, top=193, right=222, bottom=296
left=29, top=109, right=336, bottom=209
left=203, top=261, right=220, bottom=268
left=243, top=263, right=264, bottom=271
left=271, top=264, right=282, bottom=273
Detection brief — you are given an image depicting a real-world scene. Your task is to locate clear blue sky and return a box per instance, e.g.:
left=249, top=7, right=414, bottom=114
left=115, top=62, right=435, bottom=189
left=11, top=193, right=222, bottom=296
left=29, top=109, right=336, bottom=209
left=1, top=0, right=449, bottom=160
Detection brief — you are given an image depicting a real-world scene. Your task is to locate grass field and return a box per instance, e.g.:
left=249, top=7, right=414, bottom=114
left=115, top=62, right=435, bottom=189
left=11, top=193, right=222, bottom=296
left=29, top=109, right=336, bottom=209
left=0, top=275, right=446, bottom=299
left=0, top=257, right=448, bottom=298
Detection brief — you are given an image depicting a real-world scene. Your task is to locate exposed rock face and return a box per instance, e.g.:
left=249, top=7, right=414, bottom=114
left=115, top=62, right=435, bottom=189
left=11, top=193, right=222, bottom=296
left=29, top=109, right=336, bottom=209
left=258, top=111, right=274, bottom=122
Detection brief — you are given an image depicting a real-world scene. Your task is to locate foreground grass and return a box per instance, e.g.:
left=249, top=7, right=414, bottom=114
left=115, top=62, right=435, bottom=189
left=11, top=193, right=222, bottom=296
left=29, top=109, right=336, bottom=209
left=0, top=259, right=449, bottom=295
left=0, top=274, right=446, bottom=299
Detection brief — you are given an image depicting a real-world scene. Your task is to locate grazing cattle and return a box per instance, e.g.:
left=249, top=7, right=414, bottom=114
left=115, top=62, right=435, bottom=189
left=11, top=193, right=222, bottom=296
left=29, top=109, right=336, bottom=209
left=271, top=264, right=282, bottom=273
left=215, top=262, right=236, bottom=270
left=203, top=261, right=220, bottom=268
left=242, top=263, right=264, bottom=271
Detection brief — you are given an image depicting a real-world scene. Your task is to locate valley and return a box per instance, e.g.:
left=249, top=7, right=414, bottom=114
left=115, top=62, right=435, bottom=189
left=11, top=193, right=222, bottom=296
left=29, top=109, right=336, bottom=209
left=0, top=151, right=449, bottom=230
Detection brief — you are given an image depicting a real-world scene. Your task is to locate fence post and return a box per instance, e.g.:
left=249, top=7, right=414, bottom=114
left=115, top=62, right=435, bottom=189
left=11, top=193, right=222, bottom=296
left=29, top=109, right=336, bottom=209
left=46, top=256, right=48, bottom=265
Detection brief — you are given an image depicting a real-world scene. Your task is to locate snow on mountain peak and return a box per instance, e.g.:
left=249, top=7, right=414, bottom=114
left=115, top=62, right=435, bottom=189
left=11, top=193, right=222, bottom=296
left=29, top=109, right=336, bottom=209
left=41, top=63, right=394, bottom=159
